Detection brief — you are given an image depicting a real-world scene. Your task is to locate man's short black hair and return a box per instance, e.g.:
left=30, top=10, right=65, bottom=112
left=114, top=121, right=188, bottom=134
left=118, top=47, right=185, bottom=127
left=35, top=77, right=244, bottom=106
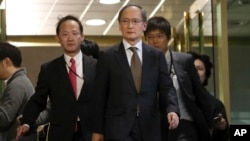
left=0, top=42, right=22, bottom=67
left=56, top=15, right=83, bottom=35
left=144, top=16, right=171, bottom=40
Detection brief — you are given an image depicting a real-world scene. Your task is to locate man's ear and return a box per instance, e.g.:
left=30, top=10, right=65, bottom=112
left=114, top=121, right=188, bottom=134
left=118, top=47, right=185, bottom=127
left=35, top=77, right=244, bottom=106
left=3, top=57, right=12, bottom=66
left=55, top=35, right=60, bottom=43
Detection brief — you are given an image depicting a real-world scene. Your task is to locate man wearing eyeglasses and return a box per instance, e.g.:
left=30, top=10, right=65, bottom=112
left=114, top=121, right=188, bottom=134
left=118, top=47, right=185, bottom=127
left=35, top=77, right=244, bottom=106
left=92, top=4, right=179, bottom=141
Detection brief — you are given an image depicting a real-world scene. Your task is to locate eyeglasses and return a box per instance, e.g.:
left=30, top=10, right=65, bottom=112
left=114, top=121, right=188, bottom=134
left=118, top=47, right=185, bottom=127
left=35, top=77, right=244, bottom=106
left=145, top=34, right=166, bottom=41
left=119, top=18, right=144, bottom=25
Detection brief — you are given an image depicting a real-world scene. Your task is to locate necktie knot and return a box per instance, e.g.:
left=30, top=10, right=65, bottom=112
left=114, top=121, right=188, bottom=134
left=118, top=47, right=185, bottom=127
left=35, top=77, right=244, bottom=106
left=129, top=47, right=137, bottom=53
left=70, top=58, right=75, bottom=64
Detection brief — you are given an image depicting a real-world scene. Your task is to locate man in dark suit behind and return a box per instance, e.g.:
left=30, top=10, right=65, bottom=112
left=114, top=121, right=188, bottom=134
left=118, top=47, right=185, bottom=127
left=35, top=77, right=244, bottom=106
left=92, top=4, right=180, bottom=141
left=144, top=16, right=213, bottom=141
left=16, top=15, right=97, bottom=141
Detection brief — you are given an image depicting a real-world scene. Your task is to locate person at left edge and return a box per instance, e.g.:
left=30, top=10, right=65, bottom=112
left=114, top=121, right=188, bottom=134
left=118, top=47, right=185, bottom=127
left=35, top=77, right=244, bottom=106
left=92, top=4, right=179, bottom=141
left=16, top=15, right=97, bottom=141
left=0, top=42, right=35, bottom=141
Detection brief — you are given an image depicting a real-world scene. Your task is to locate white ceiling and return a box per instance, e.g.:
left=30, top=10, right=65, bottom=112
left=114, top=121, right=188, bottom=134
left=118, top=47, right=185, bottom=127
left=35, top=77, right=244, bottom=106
left=4, top=0, right=208, bottom=36
left=2, top=0, right=250, bottom=37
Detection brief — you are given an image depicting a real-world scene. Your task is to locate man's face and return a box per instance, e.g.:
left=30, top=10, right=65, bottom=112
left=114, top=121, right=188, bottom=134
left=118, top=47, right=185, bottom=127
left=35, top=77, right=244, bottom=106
left=145, top=29, right=169, bottom=53
left=56, top=20, right=84, bottom=56
left=119, top=6, right=147, bottom=45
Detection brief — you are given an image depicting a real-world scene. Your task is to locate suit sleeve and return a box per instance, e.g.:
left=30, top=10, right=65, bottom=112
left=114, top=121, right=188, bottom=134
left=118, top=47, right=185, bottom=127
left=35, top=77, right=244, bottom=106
left=0, top=83, right=28, bottom=130
left=34, top=98, right=51, bottom=126
left=213, top=98, right=229, bottom=141
left=187, top=55, right=213, bottom=127
left=21, top=65, right=50, bottom=127
left=158, top=52, right=180, bottom=115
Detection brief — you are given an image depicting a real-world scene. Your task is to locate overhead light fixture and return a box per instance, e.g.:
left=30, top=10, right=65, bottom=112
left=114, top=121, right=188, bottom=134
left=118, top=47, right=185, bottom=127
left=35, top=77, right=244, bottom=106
left=99, top=0, right=120, bottom=5
left=0, top=0, right=5, bottom=9
left=85, top=19, right=106, bottom=26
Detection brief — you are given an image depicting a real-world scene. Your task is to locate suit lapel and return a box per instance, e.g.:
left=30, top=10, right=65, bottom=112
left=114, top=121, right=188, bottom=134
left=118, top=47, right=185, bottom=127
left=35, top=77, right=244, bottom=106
left=57, top=56, right=77, bottom=100
left=82, top=54, right=89, bottom=83
left=114, top=43, right=135, bottom=89
left=78, top=54, right=91, bottom=99
left=171, top=51, right=182, bottom=77
left=141, top=43, right=154, bottom=89
left=171, top=51, right=193, bottom=99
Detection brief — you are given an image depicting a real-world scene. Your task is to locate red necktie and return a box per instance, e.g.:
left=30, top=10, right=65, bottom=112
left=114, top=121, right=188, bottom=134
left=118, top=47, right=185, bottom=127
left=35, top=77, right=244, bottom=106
left=68, top=58, right=78, bottom=132
left=69, top=58, right=77, bottom=97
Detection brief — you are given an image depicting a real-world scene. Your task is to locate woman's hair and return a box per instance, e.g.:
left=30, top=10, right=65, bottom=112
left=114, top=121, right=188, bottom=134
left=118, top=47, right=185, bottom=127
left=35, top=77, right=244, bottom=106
left=187, top=51, right=213, bottom=86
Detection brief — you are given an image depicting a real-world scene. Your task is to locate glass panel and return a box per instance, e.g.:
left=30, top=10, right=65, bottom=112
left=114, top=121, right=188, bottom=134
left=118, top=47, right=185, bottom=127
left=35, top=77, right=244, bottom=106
left=227, top=0, right=250, bottom=124
left=189, top=0, right=215, bottom=95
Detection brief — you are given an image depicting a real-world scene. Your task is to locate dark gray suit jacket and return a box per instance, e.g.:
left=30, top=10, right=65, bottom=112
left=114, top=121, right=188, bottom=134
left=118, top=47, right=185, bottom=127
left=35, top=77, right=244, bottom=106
left=92, top=42, right=179, bottom=141
left=0, top=69, right=35, bottom=141
left=21, top=54, right=97, bottom=141
left=169, top=50, right=213, bottom=141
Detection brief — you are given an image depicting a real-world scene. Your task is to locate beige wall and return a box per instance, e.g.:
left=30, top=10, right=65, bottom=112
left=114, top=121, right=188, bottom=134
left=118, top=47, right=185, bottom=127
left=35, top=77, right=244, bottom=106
left=20, top=47, right=63, bottom=86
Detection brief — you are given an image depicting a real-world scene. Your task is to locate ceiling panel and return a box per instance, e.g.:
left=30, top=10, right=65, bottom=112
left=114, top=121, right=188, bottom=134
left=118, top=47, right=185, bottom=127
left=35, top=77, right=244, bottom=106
left=5, top=0, right=197, bottom=36
left=4, top=0, right=248, bottom=37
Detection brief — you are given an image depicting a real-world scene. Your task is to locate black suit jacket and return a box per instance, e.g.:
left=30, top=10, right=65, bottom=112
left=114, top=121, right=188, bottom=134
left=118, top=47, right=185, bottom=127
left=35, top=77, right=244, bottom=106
left=169, top=50, right=213, bottom=141
left=92, top=42, right=179, bottom=141
left=21, top=54, right=97, bottom=141
left=206, top=89, right=229, bottom=141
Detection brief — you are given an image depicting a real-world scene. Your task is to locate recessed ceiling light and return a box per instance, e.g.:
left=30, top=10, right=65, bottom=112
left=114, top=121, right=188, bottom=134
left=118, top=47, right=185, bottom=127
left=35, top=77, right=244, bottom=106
left=85, top=19, right=106, bottom=26
left=99, top=0, right=120, bottom=5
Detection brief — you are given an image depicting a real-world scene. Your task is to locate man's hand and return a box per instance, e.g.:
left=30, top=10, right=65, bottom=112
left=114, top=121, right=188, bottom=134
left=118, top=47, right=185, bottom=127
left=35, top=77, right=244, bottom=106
left=214, top=113, right=227, bottom=130
left=16, top=125, right=30, bottom=141
left=167, top=112, right=179, bottom=130
left=92, top=132, right=104, bottom=141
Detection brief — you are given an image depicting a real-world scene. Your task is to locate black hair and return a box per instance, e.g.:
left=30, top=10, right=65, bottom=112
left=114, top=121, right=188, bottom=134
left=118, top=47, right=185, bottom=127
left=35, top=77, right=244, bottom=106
left=0, top=42, right=22, bottom=67
left=56, top=15, right=83, bottom=35
left=81, top=39, right=100, bottom=59
left=187, top=51, right=213, bottom=86
left=118, top=4, right=147, bottom=22
left=144, top=16, right=171, bottom=40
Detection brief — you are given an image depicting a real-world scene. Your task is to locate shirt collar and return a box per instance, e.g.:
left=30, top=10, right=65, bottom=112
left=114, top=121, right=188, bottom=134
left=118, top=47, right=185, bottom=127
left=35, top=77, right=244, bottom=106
left=64, top=51, right=82, bottom=66
left=165, top=49, right=171, bottom=64
left=123, top=39, right=142, bottom=51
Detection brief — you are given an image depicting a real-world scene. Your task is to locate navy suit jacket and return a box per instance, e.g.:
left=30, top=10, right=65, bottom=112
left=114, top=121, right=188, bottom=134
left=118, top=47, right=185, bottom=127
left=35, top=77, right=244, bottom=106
left=21, top=54, right=97, bottom=141
left=92, top=42, right=179, bottom=141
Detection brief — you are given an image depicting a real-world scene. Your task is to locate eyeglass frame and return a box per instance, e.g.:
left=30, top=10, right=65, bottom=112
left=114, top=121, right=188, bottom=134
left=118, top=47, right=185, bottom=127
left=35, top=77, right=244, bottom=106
left=119, top=18, right=144, bottom=25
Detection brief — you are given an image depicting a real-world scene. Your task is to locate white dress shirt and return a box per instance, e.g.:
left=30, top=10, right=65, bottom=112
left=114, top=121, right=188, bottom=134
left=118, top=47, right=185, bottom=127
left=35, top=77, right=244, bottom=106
left=64, top=51, right=84, bottom=100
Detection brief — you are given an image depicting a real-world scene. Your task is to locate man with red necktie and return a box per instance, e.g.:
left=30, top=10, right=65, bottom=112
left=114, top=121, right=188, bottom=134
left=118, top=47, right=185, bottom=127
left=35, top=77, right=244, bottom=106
left=16, top=15, right=97, bottom=141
